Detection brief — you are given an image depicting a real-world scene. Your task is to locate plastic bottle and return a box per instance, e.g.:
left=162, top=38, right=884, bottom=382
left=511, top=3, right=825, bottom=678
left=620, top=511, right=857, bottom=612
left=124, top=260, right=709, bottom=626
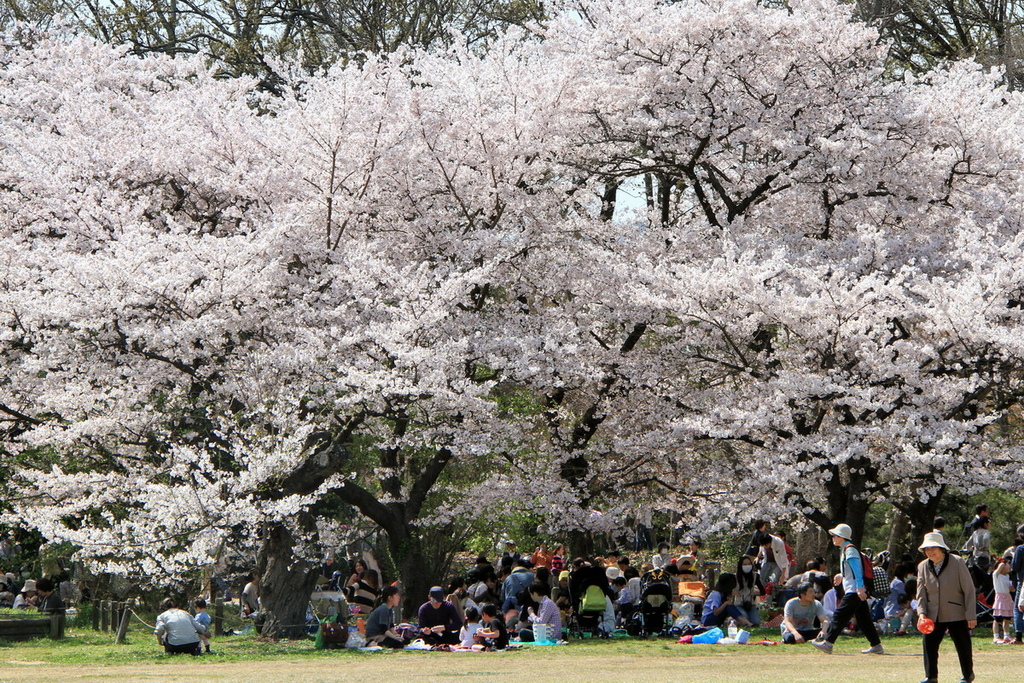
left=727, top=618, right=738, bottom=639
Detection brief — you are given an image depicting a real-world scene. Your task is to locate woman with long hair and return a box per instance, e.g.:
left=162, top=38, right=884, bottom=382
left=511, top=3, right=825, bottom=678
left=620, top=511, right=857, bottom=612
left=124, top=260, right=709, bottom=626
left=347, top=568, right=380, bottom=614
left=346, top=558, right=367, bottom=587
left=701, top=572, right=753, bottom=628
left=734, top=555, right=764, bottom=626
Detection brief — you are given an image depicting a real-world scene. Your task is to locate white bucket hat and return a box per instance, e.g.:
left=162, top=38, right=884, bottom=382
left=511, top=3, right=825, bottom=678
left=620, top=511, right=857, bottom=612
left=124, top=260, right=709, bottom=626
left=828, top=523, right=853, bottom=541
left=918, top=532, right=949, bottom=551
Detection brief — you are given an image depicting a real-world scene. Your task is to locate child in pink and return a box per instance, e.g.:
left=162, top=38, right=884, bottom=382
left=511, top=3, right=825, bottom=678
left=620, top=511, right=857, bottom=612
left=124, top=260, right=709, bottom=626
left=992, top=553, right=1014, bottom=643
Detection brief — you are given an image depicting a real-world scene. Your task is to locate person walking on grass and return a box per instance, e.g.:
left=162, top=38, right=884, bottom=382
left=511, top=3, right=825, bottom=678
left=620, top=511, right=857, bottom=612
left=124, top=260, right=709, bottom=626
left=916, top=532, right=976, bottom=683
left=811, top=523, right=884, bottom=655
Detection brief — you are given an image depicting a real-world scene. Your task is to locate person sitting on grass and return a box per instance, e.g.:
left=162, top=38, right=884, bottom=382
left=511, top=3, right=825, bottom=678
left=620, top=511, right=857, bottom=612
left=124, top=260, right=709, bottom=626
left=366, top=585, right=410, bottom=648
left=735, top=555, right=763, bottom=627
left=476, top=603, right=509, bottom=650
left=35, top=578, right=65, bottom=616
left=612, top=576, right=634, bottom=626
left=781, top=582, right=829, bottom=644
left=554, top=570, right=572, bottom=616
left=822, top=573, right=842, bottom=621
left=460, top=606, right=482, bottom=647
left=501, top=559, right=535, bottom=614
left=347, top=568, right=380, bottom=615
left=652, top=542, right=672, bottom=570
left=154, top=598, right=206, bottom=656
left=12, top=579, right=38, bottom=609
left=521, top=582, right=561, bottom=642
left=469, top=571, right=499, bottom=606
left=418, top=586, right=462, bottom=645
left=240, top=572, right=259, bottom=618
left=700, top=573, right=753, bottom=628
left=0, top=578, right=13, bottom=608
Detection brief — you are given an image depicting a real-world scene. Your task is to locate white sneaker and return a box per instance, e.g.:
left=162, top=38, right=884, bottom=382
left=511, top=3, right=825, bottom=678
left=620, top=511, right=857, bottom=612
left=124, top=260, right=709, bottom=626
left=861, top=643, right=885, bottom=654
left=811, top=640, right=833, bottom=654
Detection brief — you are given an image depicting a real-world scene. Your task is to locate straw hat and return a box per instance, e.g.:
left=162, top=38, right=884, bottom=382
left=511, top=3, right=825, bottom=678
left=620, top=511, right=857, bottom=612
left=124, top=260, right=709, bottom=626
left=918, top=532, right=949, bottom=551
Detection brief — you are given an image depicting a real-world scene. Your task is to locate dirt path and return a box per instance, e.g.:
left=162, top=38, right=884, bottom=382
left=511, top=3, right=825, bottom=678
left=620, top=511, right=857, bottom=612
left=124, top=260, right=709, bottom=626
left=1, top=648, right=1020, bottom=683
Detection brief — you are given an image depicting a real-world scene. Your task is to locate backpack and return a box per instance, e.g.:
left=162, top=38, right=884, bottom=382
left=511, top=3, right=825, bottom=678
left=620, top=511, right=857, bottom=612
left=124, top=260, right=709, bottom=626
left=316, top=614, right=348, bottom=649
left=869, top=565, right=889, bottom=599
left=844, top=545, right=883, bottom=598
left=852, top=546, right=886, bottom=599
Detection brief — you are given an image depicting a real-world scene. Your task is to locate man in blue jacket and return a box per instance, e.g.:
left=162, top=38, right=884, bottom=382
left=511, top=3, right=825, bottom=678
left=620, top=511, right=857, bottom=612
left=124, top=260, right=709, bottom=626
left=501, top=559, right=535, bottom=612
left=811, top=523, right=884, bottom=655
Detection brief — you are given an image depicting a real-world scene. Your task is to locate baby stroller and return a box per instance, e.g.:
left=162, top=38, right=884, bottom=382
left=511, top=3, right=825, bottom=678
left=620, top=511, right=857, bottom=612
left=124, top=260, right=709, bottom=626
left=568, top=565, right=613, bottom=638
left=966, top=555, right=994, bottom=627
left=627, top=569, right=674, bottom=637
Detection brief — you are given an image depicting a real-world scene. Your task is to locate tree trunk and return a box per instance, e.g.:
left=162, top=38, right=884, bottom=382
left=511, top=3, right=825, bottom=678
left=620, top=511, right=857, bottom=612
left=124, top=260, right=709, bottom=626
left=387, top=526, right=432, bottom=618
left=566, top=529, right=594, bottom=560
left=886, top=507, right=911, bottom=561
left=256, top=516, right=320, bottom=639
left=897, top=484, right=946, bottom=564
left=792, top=525, right=830, bottom=568
left=844, top=495, right=872, bottom=547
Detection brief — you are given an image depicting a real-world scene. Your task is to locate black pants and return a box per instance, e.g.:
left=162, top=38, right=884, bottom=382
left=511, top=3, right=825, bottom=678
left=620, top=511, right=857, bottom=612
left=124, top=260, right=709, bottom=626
left=824, top=592, right=880, bottom=646
left=164, top=640, right=201, bottom=655
left=423, top=630, right=459, bottom=645
left=378, top=635, right=407, bottom=649
left=782, top=628, right=819, bottom=644
left=923, top=620, right=973, bottom=681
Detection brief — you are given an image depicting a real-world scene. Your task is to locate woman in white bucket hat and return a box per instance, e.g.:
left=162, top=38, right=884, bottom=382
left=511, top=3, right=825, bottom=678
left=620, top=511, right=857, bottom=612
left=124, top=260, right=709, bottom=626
left=916, top=532, right=975, bottom=683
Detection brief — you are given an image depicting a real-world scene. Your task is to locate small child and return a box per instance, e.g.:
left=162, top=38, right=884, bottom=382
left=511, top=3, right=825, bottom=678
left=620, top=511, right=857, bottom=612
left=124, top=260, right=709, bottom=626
left=612, top=576, right=633, bottom=626
left=459, top=606, right=481, bottom=647
left=992, top=554, right=1014, bottom=643
left=193, top=598, right=212, bottom=653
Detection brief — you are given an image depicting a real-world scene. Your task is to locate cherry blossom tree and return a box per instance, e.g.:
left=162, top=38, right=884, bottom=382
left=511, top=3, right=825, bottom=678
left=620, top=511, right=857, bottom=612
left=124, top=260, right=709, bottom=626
left=4, top=0, right=1024, bottom=634
left=0, top=30, right=584, bottom=629
left=544, top=0, right=1024, bottom=545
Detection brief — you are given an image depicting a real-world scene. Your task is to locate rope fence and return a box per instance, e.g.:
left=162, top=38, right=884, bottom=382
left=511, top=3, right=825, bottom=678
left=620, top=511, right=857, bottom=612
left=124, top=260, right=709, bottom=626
left=87, top=599, right=315, bottom=643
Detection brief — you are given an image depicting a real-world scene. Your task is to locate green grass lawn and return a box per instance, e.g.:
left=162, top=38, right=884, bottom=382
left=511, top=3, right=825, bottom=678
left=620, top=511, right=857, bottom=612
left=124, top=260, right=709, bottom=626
left=0, top=625, right=1019, bottom=682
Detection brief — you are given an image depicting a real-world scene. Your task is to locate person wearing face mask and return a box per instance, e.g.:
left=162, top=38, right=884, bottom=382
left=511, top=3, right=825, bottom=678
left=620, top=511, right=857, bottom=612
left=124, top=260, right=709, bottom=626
left=734, top=555, right=764, bottom=626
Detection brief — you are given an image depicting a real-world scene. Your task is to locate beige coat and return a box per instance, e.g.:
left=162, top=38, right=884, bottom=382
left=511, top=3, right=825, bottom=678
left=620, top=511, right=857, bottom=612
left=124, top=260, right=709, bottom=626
left=916, top=552, right=976, bottom=623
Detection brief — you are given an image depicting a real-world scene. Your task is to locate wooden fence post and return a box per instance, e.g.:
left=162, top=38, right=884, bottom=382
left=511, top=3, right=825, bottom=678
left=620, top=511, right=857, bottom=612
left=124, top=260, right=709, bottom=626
left=214, top=597, right=224, bottom=637
left=92, top=600, right=100, bottom=632
left=100, top=600, right=109, bottom=632
left=115, top=599, right=132, bottom=644
left=49, top=613, right=66, bottom=639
